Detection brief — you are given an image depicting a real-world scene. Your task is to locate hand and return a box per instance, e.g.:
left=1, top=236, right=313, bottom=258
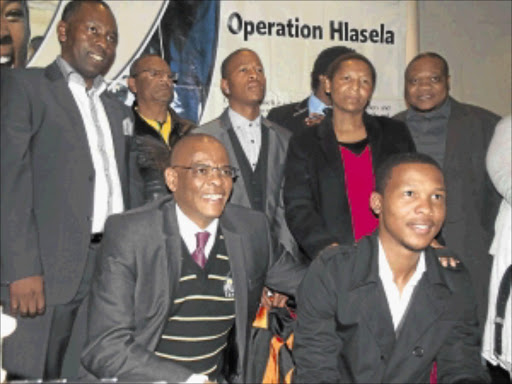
left=9, top=275, right=45, bottom=317
left=430, top=239, right=460, bottom=268
left=260, top=287, right=290, bottom=309
left=304, top=113, right=325, bottom=127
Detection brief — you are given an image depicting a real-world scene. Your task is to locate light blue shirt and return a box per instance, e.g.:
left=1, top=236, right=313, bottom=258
left=307, top=93, right=330, bottom=116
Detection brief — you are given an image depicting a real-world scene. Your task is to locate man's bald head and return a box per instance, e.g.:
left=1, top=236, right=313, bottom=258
left=166, top=134, right=233, bottom=229
left=170, top=134, right=227, bottom=166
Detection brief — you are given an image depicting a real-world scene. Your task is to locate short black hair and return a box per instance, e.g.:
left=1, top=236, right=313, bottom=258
left=311, top=46, right=355, bottom=91
left=220, top=48, right=257, bottom=79
left=325, top=52, right=377, bottom=89
left=405, top=52, right=450, bottom=79
left=129, top=53, right=164, bottom=77
left=375, top=152, right=442, bottom=194
left=61, top=0, right=112, bottom=23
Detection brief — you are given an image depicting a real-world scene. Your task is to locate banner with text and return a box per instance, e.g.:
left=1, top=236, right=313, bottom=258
left=27, top=0, right=410, bottom=124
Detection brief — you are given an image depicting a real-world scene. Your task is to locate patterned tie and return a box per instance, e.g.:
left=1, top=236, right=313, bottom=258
left=192, top=231, right=210, bottom=268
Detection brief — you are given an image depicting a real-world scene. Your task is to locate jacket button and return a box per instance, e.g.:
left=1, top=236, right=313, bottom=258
left=380, top=354, right=385, bottom=360
left=413, top=346, right=424, bottom=357
left=88, top=175, right=94, bottom=182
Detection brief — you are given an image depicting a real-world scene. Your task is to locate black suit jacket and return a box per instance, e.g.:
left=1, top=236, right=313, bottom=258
left=294, top=234, right=490, bottom=383
left=80, top=198, right=305, bottom=382
left=284, top=113, right=416, bottom=259
left=266, top=97, right=309, bottom=134
left=394, top=97, right=501, bottom=328
left=0, top=62, right=140, bottom=305
left=132, top=105, right=194, bottom=203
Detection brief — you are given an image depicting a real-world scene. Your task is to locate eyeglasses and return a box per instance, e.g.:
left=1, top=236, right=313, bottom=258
left=172, top=164, right=238, bottom=179
left=132, top=69, right=178, bottom=83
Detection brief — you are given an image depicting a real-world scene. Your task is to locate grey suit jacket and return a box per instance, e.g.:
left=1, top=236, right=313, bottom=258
left=294, top=234, right=490, bottom=383
left=0, top=61, right=139, bottom=305
left=195, top=109, right=298, bottom=257
left=80, top=197, right=304, bottom=382
left=394, top=97, right=501, bottom=327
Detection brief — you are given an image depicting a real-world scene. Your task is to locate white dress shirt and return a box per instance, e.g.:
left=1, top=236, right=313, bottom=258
left=378, top=240, right=426, bottom=330
left=228, top=108, right=262, bottom=170
left=175, top=204, right=218, bottom=260
left=57, top=57, right=124, bottom=234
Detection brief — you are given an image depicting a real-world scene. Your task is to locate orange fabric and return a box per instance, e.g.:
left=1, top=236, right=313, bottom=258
left=284, top=367, right=294, bottom=384
left=262, top=336, right=285, bottom=383
left=253, top=306, right=269, bottom=329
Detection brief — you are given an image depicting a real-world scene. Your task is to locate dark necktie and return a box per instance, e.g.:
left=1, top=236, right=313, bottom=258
left=192, top=231, right=210, bottom=268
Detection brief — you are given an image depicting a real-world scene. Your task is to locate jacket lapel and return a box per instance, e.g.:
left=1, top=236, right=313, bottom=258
left=317, top=119, right=346, bottom=190
left=220, top=109, right=251, bottom=208
left=349, top=236, right=396, bottom=358
left=45, top=62, right=92, bottom=166
left=262, top=118, right=286, bottom=216
left=162, top=201, right=183, bottom=310
left=221, top=213, right=248, bottom=377
left=101, top=92, right=127, bottom=181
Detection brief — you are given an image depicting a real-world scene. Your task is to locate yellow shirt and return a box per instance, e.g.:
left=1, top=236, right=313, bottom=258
left=137, top=108, right=172, bottom=145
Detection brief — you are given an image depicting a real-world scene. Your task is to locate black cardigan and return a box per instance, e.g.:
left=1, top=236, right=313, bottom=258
left=283, top=112, right=416, bottom=259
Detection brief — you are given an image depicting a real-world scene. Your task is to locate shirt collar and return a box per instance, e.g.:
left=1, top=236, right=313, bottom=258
left=378, top=238, right=426, bottom=288
left=56, top=56, right=107, bottom=95
left=228, top=107, right=261, bottom=129
left=308, top=93, right=329, bottom=115
left=175, top=203, right=219, bottom=241
left=407, top=97, right=451, bottom=121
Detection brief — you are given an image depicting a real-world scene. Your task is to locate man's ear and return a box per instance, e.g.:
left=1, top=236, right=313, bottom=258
left=370, top=192, right=382, bottom=216
left=164, top=167, right=178, bottom=192
left=324, top=77, right=332, bottom=95
left=221, top=78, right=230, bottom=96
left=446, top=75, right=451, bottom=92
left=57, top=21, right=68, bottom=43
left=127, top=77, right=137, bottom=95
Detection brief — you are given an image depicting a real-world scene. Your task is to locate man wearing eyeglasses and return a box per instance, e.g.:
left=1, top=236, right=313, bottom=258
left=128, top=54, right=195, bottom=203
left=80, top=134, right=304, bottom=383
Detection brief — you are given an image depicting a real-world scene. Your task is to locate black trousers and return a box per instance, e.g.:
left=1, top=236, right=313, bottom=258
left=43, top=242, right=100, bottom=379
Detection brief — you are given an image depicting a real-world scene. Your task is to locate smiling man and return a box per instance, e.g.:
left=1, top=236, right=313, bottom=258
left=1, top=0, right=141, bottom=379
left=0, top=0, right=30, bottom=68
left=394, top=52, right=501, bottom=332
left=294, top=152, right=490, bottom=383
left=80, top=134, right=303, bottom=383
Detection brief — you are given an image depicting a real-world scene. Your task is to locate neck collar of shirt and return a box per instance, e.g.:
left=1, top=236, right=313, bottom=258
left=378, top=238, right=426, bottom=289
left=407, top=97, right=451, bottom=121
left=175, top=203, right=219, bottom=244
left=56, top=56, right=107, bottom=95
left=135, top=106, right=171, bottom=128
left=228, top=108, right=261, bottom=129
left=308, top=93, right=329, bottom=115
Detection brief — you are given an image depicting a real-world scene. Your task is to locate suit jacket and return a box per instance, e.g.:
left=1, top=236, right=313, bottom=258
left=394, top=97, right=501, bottom=327
left=194, top=109, right=298, bottom=257
left=132, top=105, right=194, bottom=203
left=294, top=234, right=490, bottom=383
left=284, top=113, right=416, bottom=259
left=0, top=61, right=140, bottom=305
left=266, top=97, right=309, bottom=134
left=80, top=198, right=304, bottom=382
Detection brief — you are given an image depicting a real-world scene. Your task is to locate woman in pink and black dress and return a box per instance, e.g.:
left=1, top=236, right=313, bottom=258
left=284, top=52, right=416, bottom=260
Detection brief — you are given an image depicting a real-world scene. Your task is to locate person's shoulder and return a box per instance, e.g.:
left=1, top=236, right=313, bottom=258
left=194, top=114, right=225, bottom=136
left=370, top=113, right=408, bottom=129
left=223, top=203, right=267, bottom=223
left=392, top=109, right=408, bottom=121
left=262, top=116, right=292, bottom=140
left=106, top=196, right=173, bottom=233
left=267, top=101, right=301, bottom=117
left=451, top=98, right=500, bottom=122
